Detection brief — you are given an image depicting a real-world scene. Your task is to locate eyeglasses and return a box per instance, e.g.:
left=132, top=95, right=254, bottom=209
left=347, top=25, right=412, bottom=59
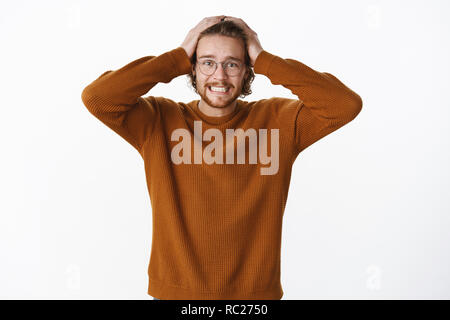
left=196, top=59, right=243, bottom=76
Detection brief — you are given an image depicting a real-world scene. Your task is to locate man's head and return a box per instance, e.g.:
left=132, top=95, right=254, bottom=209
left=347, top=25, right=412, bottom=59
left=187, top=20, right=255, bottom=109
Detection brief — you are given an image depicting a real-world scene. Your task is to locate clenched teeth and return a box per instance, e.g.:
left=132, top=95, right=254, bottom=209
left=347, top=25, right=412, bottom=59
left=209, top=86, right=230, bottom=92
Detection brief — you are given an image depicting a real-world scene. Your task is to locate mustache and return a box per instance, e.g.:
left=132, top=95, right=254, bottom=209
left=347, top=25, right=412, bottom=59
left=206, top=84, right=232, bottom=87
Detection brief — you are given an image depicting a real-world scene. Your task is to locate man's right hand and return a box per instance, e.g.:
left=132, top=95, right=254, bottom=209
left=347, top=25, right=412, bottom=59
left=180, top=15, right=226, bottom=59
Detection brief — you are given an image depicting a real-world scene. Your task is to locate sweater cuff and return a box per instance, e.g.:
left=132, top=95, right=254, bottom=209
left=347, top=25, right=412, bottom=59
left=253, top=50, right=276, bottom=75
left=169, top=47, right=193, bottom=76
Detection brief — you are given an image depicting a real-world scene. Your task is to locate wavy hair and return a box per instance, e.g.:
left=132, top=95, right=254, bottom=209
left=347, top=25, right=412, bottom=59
left=187, top=20, right=255, bottom=98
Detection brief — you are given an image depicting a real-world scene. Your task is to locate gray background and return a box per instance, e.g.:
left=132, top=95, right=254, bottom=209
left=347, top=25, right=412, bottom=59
left=1, top=0, right=449, bottom=299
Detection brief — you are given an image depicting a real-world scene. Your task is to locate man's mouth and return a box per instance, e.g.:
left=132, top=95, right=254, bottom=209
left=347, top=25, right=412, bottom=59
left=208, top=86, right=231, bottom=94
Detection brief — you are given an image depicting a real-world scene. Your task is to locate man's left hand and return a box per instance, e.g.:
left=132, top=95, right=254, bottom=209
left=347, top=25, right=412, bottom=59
left=223, top=16, right=264, bottom=67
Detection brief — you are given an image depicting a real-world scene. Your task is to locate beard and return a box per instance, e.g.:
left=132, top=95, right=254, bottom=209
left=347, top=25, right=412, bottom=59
left=197, top=82, right=242, bottom=109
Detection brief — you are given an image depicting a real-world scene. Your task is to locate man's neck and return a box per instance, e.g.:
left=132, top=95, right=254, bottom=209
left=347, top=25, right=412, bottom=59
left=197, top=100, right=237, bottom=118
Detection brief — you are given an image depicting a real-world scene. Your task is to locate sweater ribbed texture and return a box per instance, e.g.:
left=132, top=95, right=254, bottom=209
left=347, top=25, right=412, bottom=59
left=81, top=46, right=362, bottom=300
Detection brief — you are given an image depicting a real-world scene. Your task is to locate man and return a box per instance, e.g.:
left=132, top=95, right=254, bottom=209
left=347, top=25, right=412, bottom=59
left=81, top=15, right=362, bottom=300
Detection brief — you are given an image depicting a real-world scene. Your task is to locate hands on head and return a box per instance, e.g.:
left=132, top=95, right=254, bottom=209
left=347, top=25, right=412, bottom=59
left=181, top=16, right=263, bottom=67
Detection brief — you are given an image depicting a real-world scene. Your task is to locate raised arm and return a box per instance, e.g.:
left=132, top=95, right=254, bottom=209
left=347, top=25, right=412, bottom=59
left=81, top=47, right=191, bottom=155
left=224, top=16, right=362, bottom=157
left=253, top=51, right=363, bottom=155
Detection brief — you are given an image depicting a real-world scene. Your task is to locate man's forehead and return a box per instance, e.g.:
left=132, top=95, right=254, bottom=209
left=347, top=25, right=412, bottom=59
left=197, top=54, right=243, bottom=62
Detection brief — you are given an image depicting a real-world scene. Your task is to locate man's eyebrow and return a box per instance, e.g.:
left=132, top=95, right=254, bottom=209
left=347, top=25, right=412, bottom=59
left=198, top=55, right=243, bottom=62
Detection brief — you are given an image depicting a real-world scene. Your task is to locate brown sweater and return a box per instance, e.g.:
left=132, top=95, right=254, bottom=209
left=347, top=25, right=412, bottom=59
left=81, top=46, right=362, bottom=300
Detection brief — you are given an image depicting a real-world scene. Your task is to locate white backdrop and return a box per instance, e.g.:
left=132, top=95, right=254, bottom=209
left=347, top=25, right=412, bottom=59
left=1, top=0, right=449, bottom=299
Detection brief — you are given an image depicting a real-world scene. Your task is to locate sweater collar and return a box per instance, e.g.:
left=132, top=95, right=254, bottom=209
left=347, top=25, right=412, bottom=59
left=186, top=100, right=245, bottom=125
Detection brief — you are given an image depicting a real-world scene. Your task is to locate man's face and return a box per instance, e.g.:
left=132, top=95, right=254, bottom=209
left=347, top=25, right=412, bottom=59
left=192, top=34, right=249, bottom=109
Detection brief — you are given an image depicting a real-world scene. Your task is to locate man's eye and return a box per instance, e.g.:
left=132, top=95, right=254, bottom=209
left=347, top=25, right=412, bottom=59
left=204, top=61, right=213, bottom=66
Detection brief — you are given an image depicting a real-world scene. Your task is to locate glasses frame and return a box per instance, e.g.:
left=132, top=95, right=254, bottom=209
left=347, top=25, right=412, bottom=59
left=196, top=58, right=243, bottom=77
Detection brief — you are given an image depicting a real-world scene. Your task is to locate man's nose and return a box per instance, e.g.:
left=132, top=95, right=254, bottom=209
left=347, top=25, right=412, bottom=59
left=213, top=63, right=228, bottom=79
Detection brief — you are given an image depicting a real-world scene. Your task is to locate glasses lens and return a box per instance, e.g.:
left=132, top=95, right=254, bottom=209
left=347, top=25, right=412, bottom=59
left=226, top=62, right=241, bottom=76
left=199, top=60, right=241, bottom=76
left=199, top=60, right=215, bottom=75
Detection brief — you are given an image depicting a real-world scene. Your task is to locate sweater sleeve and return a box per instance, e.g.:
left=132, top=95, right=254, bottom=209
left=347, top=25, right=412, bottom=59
left=253, top=50, right=363, bottom=156
left=81, top=47, right=192, bottom=155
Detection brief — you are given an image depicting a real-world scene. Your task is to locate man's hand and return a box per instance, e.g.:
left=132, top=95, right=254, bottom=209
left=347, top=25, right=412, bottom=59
left=181, top=15, right=226, bottom=59
left=223, top=16, right=264, bottom=67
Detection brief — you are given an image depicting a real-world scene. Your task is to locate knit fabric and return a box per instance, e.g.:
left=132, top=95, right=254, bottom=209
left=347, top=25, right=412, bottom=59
left=81, top=46, right=362, bottom=300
